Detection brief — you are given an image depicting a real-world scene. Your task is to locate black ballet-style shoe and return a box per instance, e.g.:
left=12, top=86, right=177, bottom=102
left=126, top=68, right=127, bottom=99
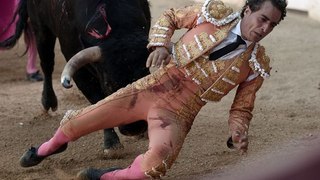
left=19, top=143, right=68, bottom=167
left=26, top=70, right=43, bottom=82
left=77, top=167, right=122, bottom=180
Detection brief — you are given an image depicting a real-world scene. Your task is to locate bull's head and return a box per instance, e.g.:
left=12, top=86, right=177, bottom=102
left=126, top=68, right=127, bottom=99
left=62, top=0, right=151, bottom=91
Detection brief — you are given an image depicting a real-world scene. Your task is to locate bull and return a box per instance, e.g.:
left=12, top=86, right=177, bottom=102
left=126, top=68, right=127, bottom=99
left=0, top=0, right=151, bottom=157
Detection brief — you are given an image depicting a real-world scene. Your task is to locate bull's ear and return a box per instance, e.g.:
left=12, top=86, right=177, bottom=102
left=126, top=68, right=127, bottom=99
left=61, top=75, right=73, bottom=89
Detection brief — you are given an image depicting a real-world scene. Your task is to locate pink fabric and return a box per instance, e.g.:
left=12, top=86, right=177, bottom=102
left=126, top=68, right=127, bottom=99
left=0, top=0, right=19, bottom=41
left=37, top=128, right=70, bottom=156
left=60, top=66, right=204, bottom=178
left=101, top=154, right=147, bottom=180
left=24, top=24, right=38, bottom=74
left=0, top=0, right=39, bottom=74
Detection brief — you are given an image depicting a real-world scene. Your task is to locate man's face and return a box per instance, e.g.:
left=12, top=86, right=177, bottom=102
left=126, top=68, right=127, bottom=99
left=241, top=1, right=282, bottom=42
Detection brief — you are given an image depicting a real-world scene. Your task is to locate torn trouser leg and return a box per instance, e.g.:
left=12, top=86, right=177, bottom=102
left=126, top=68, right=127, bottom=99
left=142, top=92, right=204, bottom=178
left=59, top=66, right=205, bottom=179
left=143, top=107, right=189, bottom=179
left=100, top=69, right=205, bottom=179
left=100, top=103, right=201, bottom=179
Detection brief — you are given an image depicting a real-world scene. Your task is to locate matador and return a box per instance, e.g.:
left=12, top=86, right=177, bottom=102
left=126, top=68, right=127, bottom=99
left=19, top=0, right=287, bottom=179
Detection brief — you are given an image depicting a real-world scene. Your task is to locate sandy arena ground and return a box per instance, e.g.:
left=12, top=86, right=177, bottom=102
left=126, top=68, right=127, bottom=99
left=0, top=1, right=320, bottom=179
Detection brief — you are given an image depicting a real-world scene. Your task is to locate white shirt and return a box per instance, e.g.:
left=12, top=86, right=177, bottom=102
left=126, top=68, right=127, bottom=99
left=211, top=20, right=252, bottom=60
left=211, top=21, right=259, bottom=81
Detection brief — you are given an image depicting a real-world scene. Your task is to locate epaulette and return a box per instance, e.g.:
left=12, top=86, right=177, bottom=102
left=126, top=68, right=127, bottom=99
left=249, top=44, right=271, bottom=78
left=200, top=0, right=240, bottom=26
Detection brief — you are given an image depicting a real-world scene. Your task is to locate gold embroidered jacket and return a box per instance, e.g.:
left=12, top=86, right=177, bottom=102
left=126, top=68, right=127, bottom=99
left=147, top=0, right=271, bottom=136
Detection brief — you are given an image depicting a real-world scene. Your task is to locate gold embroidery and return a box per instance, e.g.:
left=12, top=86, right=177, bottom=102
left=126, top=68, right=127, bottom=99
left=215, top=61, right=226, bottom=70
left=206, top=0, right=233, bottom=20
left=193, top=7, right=200, bottom=13
left=176, top=12, right=185, bottom=18
left=199, top=45, right=255, bottom=102
left=256, top=45, right=271, bottom=74
left=145, top=156, right=171, bottom=179
left=247, top=45, right=271, bottom=77
left=158, top=17, right=170, bottom=27
left=60, top=109, right=82, bottom=127
left=134, top=68, right=167, bottom=90
left=173, top=20, right=238, bottom=67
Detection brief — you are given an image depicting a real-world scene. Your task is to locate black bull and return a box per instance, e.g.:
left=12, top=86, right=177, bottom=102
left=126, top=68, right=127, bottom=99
left=1, top=0, right=151, bottom=156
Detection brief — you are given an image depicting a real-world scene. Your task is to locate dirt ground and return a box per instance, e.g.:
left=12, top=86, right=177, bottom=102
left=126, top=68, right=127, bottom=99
left=0, top=1, right=320, bottom=180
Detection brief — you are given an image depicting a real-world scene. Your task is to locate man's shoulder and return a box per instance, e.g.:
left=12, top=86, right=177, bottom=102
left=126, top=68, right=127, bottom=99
left=197, top=0, right=240, bottom=27
left=256, top=44, right=271, bottom=75
left=203, top=0, right=234, bottom=20
left=256, top=45, right=270, bottom=62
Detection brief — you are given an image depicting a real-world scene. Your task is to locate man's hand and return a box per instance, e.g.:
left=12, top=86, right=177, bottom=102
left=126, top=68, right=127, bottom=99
left=146, top=47, right=171, bottom=71
left=228, top=130, right=248, bottom=155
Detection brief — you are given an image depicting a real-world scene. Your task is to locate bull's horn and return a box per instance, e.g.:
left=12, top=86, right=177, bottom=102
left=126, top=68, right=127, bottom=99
left=61, top=46, right=101, bottom=88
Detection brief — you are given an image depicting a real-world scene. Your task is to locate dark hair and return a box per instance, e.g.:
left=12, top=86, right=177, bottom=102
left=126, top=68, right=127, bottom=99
left=240, top=0, right=287, bottom=21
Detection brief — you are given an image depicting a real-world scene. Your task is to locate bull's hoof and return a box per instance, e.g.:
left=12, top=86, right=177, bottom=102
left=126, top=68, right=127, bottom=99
left=77, top=167, right=121, bottom=180
left=41, top=94, right=58, bottom=112
left=103, top=144, right=125, bottom=159
left=26, top=70, right=43, bottom=82
left=20, top=143, right=68, bottom=167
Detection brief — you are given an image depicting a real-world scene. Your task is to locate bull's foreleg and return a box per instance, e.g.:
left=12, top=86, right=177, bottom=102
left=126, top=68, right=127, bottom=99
left=41, top=75, right=58, bottom=112
left=118, top=120, right=148, bottom=136
left=103, top=128, right=124, bottom=158
left=71, top=69, right=127, bottom=158
left=103, top=121, right=148, bottom=158
left=72, top=71, right=126, bottom=158
left=36, top=32, right=58, bottom=112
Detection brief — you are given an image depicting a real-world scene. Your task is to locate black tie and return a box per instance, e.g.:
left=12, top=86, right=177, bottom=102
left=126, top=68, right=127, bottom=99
left=209, top=35, right=245, bottom=61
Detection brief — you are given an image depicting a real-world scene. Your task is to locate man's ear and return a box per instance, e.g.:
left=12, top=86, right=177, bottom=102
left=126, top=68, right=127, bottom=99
left=243, top=6, right=251, bottom=16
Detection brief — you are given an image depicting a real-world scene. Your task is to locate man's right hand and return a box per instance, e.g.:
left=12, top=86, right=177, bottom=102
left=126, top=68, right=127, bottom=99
left=146, top=47, right=171, bottom=69
left=231, top=130, right=249, bottom=155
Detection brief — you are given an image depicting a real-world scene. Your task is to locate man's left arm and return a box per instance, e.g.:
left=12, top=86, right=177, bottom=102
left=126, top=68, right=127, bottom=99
left=228, top=75, right=264, bottom=154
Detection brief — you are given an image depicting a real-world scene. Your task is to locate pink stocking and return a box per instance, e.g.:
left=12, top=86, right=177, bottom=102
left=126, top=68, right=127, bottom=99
left=24, top=24, right=38, bottom=74
left=37, top=128, right=70, bottom=156
left=0, top=0, right=18, bottom=42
